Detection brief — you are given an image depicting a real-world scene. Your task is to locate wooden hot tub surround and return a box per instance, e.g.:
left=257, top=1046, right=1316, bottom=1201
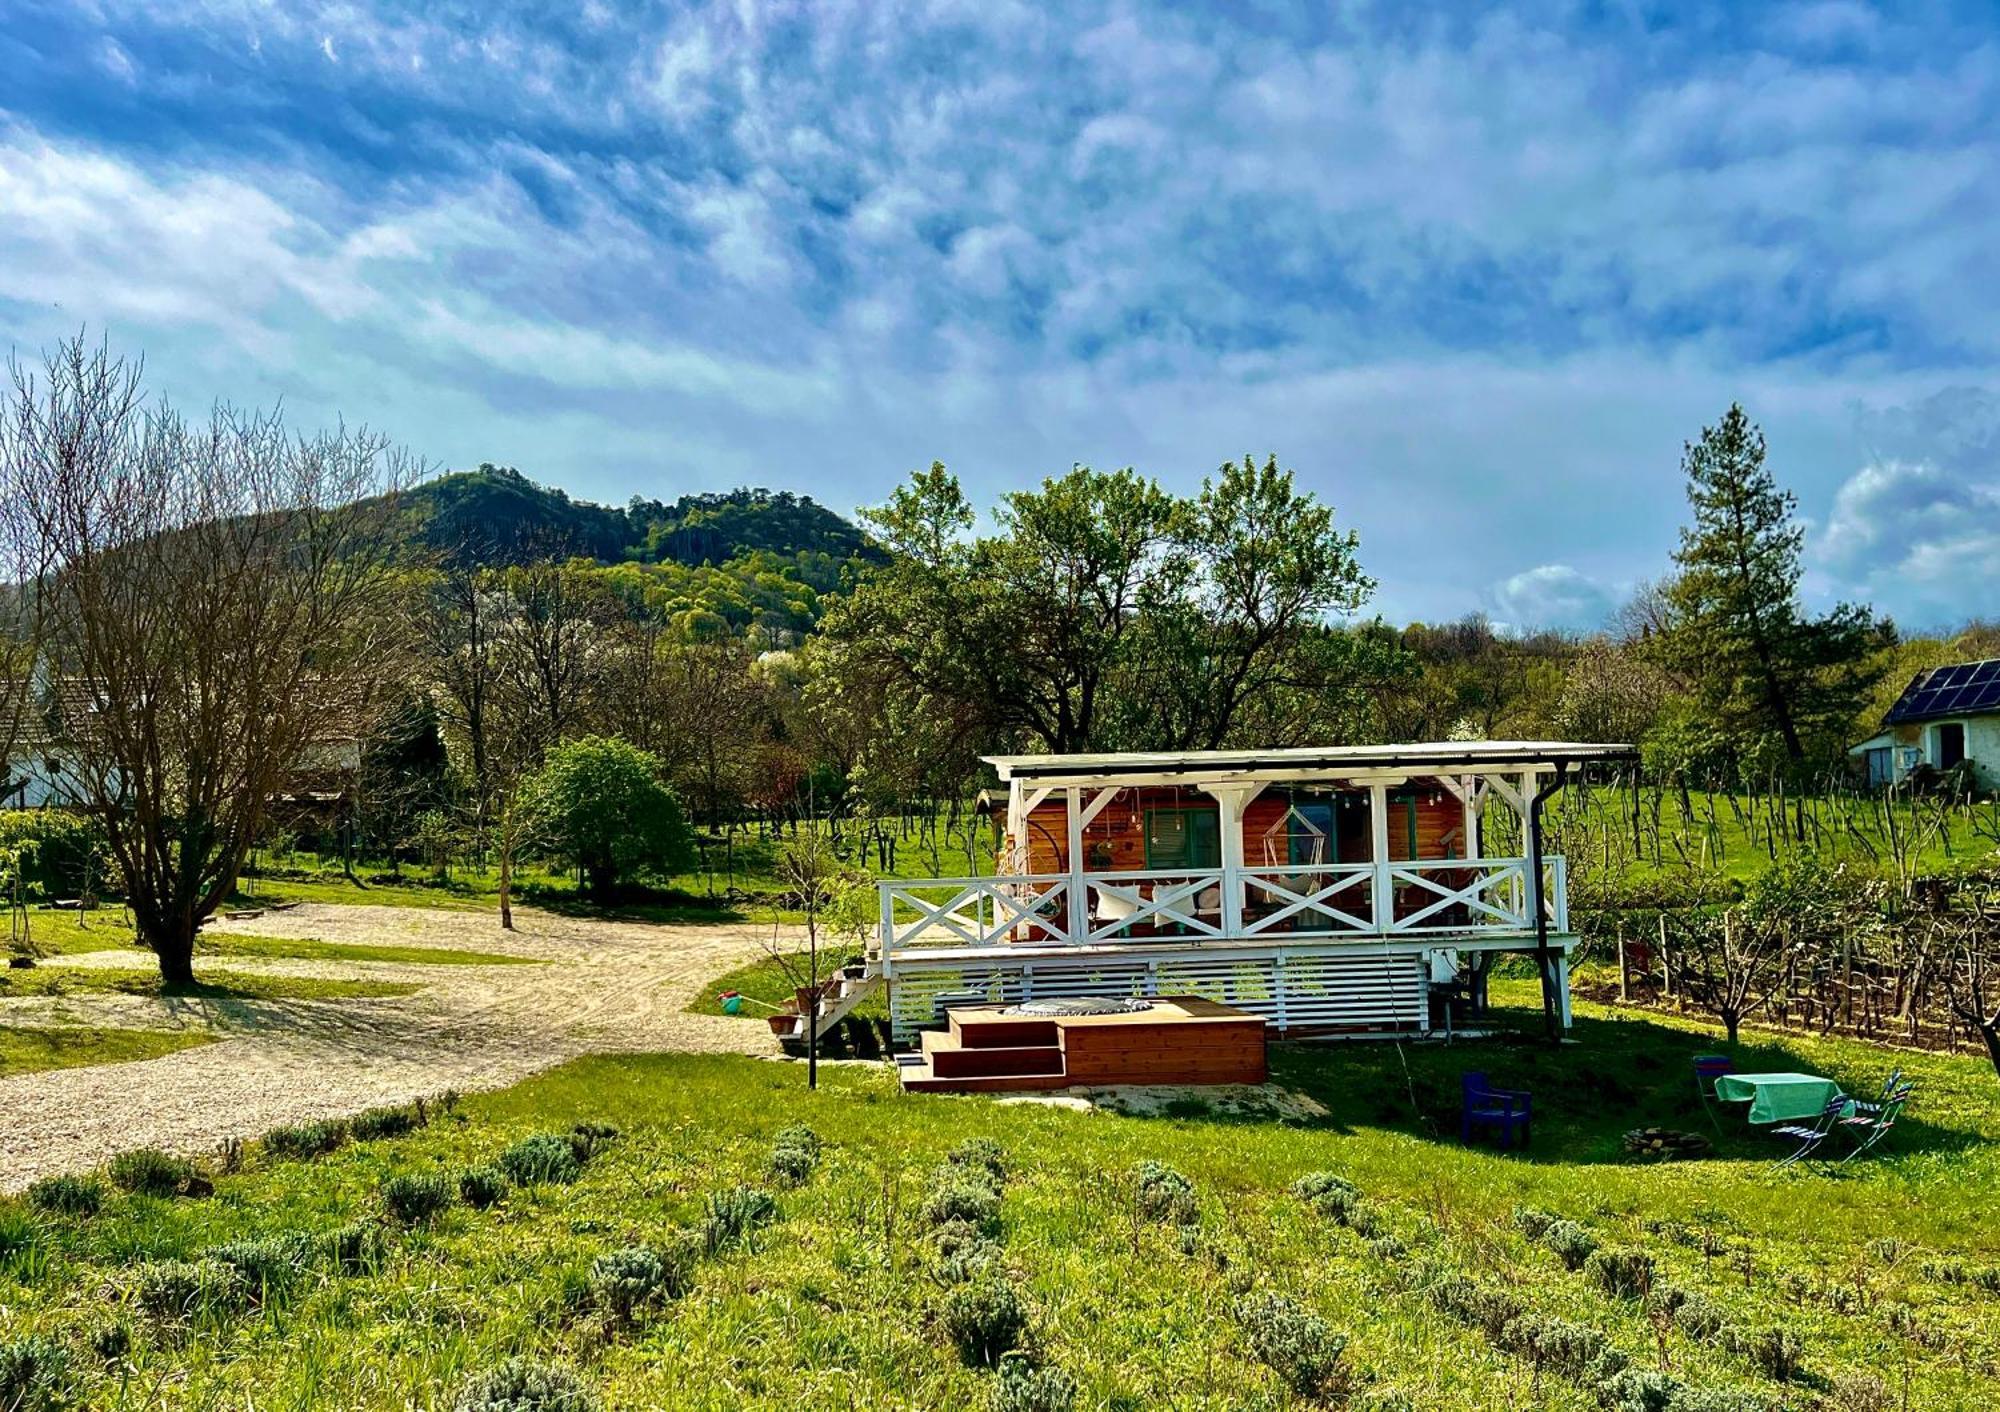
left=898, top=995, right=1268, bottom=1093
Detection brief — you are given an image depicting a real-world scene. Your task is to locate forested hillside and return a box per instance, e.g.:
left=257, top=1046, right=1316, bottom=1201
left=390, top=464, right=876, bottom=572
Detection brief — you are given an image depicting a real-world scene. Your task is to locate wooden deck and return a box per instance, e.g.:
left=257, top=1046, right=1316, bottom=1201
left=899, top=995, right=1268, bottom=1093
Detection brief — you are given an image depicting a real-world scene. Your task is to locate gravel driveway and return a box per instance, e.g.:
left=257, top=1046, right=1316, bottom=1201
left=0, top=902, right=789, bottom=1190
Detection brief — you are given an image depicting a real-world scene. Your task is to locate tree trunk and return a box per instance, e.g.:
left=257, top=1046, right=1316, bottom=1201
left=141, top=914, right=201, bottom=988
left=1980, top=1021, right=2000, bottom=1082
left=1722, top=1009, right=1741, bottom=1046
left=498, top=848, right=514, bottom=931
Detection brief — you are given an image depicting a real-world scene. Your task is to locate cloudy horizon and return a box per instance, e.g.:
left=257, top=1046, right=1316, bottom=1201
left=2, top=1, right=1996, bottom=633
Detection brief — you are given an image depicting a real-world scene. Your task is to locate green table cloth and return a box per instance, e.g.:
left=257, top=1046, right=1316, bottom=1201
left=1713, top=1072, right=1844, bottom=1125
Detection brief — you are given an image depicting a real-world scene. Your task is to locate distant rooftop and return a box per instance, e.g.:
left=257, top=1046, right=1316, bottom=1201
left=1884, top=659, right=2000, bottom=725
left=984, top=741, right=1637, bottom=781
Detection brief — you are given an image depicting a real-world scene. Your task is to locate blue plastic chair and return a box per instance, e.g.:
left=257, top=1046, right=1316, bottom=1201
left=1692, top=1054, right=1735, bottom=1133
left=1460, top=1071, right=1532, bottom=1150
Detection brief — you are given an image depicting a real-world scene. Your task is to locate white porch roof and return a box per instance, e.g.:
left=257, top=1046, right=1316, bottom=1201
left=984, top=740, right=1636, bottom=785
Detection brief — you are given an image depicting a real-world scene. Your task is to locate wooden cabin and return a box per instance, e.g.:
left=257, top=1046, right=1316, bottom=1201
left=869, top=741, right=1633, bottom=1056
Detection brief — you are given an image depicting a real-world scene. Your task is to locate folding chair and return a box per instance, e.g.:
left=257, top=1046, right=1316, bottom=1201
left=1837, top=1083, right=1914, bottom=1164
left=1692, top=1054, right=1735, bottom=1133
left=1771, top=1093, right=1847, bottom=1169
left=1460, top=1071, right=1532, bottom=1150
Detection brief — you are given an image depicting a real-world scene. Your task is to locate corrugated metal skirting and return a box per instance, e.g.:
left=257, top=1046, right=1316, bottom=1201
left=886, top=946, right=1427, bottom=1042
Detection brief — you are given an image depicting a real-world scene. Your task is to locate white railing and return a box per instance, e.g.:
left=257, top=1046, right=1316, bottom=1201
left=878, top=856, right=1567, bottom=963
left=1081, top=869, right=1225, bottom=943
left=1240, top=864, right=1376, bottom=937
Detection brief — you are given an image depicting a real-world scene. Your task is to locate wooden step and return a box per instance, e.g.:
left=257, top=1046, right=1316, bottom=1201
left=947, top=1014, right=1058, bottom=1049
left=900, top=1063, right=1077, bottom=1094
left=927, top=1041, right=1065, bottom=1079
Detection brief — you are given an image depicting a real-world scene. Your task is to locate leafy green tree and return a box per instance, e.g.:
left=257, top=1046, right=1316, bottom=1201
left=526, top=736, right=694, bottom=900
left=1652, top=405, right=1887, bottom=768
left=825, top=457, right=1382, bottom=755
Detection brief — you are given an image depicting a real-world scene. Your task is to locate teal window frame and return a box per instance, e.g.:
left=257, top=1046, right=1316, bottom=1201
left=1144, top=807, right=1220, bottom=869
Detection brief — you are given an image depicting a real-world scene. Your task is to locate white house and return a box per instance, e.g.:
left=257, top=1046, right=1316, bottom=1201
left=1850, top=657, right=2000, bottom=790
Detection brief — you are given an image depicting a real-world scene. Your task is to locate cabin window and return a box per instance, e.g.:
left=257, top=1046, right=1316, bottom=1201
left=1935, top=722, right=1966, bottom=769
left=1145, top=808, right=1220, bottom=869
left=1290, top=801, right=1335, bottom=865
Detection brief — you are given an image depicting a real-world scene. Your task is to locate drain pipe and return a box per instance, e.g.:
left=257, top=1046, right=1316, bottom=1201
left=1527, top=758, right=1570, bottom=1043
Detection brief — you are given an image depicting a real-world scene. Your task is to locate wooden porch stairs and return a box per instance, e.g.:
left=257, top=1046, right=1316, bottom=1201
left=766, top=969, right=880, bottom=1049
left=896, top=996, right=1268, bottom=1094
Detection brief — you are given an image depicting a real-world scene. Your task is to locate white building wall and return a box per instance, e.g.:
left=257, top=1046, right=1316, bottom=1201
left=1966, top=714, right=2000, bottom=791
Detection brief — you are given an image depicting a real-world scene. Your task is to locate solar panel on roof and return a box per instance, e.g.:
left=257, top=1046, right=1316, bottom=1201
left=1886, top=658, right=2000, bottom=723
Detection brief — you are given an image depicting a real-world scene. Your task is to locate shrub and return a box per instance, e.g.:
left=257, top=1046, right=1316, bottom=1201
left=451, top=1357, right=601, bottom=1412
left=1130, top=1160, right=1197, bottom=1225
left=1294, top=1171, right=1360, bottom=1217
left=1668, top=1291, right=1728, bottom=1341
left=769, top=1125, right=822, bottom=1186
left=0, top=1206, right=40, bottom=1266
left=26, top=1174, right=104, bottom=1217
left=382, top=1172, right=456, bottom=1226
left=459, top=1165, right=510, bottom=1210
left=321, top=1220, right=390, bottom=1275
left=947, top=1137, right=1007, bottom=1187
left=128, top=1258, right=250, bottom=1321
left=0, top=1334, right=73, bottom=1412
left=498, top=1134, right=584, bottom=1186
left=1540, top=1219, right=1600, bottom=1271
left=990, top=1355, right=1076, bottom=1412
left=205, top=1234, right=314, bottom=1300
left=568, top=1122, right=620, bottom=1161
left=524, top=734, right=695, bottom=900
left=1587, top=1246, right=1657, bottom=1300
left=933, top=1218, right=1003, bottom=1284
left=1368, top=1235, right=1408, bottom=1263
left=1728, top=1324, right=1804, bottom=1382
left=940, top=1276, right=1028, bottom=1366
left=1427, top=1274, right=1523, bottom=1340
left=923, top=1173, right=1001, bottom=1234
left=1511, top=1205, right=1559, bottom=1240
left=107, top=1148, right=195, bottom=1199
left=350, top=1106, right=419, bottom=1141
left=1598, top=1368, right=1682, bottom=1412
left=589, top=1243, right=692, bottom=1325
left=1231, top=1291, right=1352, bottom=1402
left=264, top=1119, right=348, bottom=1161
left=702, top=1186, right=778, bottom=1256
left=1498, top=1312, right=1626, bottom=1382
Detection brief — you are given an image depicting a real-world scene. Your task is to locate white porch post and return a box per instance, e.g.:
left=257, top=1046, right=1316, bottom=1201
left=1555, top=949, right=1574, bottom=1029
left=1064, top=786, right=1085, bottom=941
left=1063, top=786, right=1121, bottom=942
left=1462, top=775, right=1482, bottom=859
left=1369, top=782, right=1393, bottom=932
left=1202, top=782, right=1265, bottom=938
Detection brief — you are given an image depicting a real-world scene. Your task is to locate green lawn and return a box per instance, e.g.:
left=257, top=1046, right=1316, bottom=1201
left=200, top=934, right=537, bottom=968
left=0, top=996, right=1992, bottom=1410
left=0, top=966, right=420, bottom=1003
left=0, top=1024, right=214, bottom=1078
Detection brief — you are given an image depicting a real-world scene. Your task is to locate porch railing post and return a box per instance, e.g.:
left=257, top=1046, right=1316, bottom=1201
left=878, top=884, right=895, bottom=979
left=1369, top=782, right=1393, bottom=931
left=1202, top=782, right=1262, bottom=940
left=1064, top=786, right=1086, bottom=944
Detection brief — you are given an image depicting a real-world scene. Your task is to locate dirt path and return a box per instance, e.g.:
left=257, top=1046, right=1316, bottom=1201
left=0, top=903, right=788, bottom=1190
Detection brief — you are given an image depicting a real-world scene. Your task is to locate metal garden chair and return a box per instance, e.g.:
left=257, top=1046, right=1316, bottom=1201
left=1692, top=1054, right=1735, bottom=1132
left=1836, top=1082, right=1915, bottom=1164
left=1770, top=1093, right=1848, bottom=1169
left=1460, top=1071, right=1532, bottom=1150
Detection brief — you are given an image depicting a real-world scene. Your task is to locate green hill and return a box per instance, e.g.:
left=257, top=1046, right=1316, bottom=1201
left=396, top=465, right=877, bottom=569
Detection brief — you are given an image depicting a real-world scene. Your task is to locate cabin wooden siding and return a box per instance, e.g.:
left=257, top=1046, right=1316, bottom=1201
left=1012, top=788, right=1465, bottom=872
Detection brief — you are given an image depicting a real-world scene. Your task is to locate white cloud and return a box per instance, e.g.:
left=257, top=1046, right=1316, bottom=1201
left=1485, top=564, right=1620, bottom=635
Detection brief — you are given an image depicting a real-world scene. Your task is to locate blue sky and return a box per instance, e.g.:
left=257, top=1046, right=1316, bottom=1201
left=2, top=1, right=1997, bottom=631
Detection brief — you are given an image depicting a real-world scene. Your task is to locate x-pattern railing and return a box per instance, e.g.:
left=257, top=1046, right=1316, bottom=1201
left=1241, top=864, right=1375, bottom=935
left=880, top=856, right=1564, bottom=954
left=1386, top=859, right=1529, bottom=931
left=884, top=876, right=1071, bottom=949
left=1083, top=870, right=1224, bottom=943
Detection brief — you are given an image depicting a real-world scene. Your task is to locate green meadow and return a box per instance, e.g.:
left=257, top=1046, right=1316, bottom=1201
left=2, top=992, right=1993, bottom=1412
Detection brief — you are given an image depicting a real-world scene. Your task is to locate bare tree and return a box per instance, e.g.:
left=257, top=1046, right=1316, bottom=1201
left=1940, top=902, right=2000, bottom=1080
left=5, top=336, right=417, bottom=984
